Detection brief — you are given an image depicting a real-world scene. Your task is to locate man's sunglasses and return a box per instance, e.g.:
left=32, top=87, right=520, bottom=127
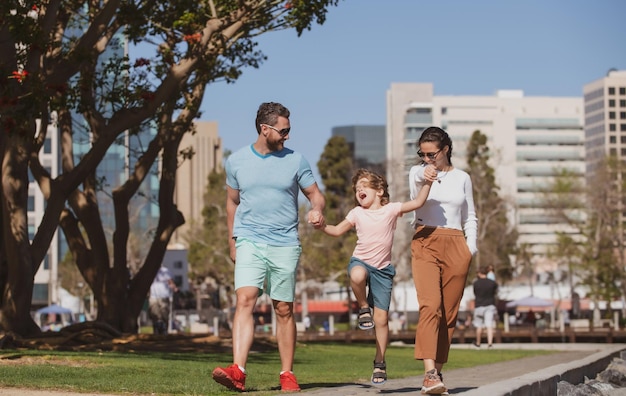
left=262, top=124, right=291, bottom=137
left=417, top=149, right=442, bottom=160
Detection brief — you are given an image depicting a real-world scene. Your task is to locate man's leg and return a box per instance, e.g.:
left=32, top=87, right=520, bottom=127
left=486, top=326, right=494, bottom=346
left=232, top=286, right=259, bottom=368
left=273, top=299, right=296, bottom=373
left=475, top=327, right=483, bottom=346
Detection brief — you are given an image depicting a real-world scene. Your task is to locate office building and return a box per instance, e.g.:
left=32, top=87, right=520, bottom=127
left=386, top=83, right=584, bottom=278
left=331, top=125, right=386, bottom=174
left=583, top=69, right=626, bottom=253
left=583, top=69, right=626, bottom=171
left=171, top=120, right=223, bottom=246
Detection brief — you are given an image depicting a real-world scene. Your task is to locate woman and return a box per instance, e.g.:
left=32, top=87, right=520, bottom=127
left=408, top=126, right=478, bottom=395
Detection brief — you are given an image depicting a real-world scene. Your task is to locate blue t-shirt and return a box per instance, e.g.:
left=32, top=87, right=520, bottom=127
left=225, top=144, right=316, bottom=246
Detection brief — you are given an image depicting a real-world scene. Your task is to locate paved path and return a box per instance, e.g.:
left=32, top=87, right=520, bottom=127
left=287, top=343, right=624, bottom=395
left=0, top=343, right=623, bottom=395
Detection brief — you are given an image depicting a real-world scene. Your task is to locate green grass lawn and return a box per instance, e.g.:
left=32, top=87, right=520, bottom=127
left=0, top=343, right=552, bottom=395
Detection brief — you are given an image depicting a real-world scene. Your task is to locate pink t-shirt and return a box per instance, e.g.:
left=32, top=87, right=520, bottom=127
left=345, top=202, right=403, bottom=269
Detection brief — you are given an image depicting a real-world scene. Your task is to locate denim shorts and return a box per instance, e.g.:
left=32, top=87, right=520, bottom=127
left=348, top=257, right=396, bottom=311
left=234, top=238, right=302, bottom=302
left=473, top=305, right=497, bottom=329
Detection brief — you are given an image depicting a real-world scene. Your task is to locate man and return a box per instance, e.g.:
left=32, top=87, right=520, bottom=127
left=472, top=265, right=498, bottom=349
left=212, top=102, right=326, bottom=392
left=148, top=267, right=177, bottom=335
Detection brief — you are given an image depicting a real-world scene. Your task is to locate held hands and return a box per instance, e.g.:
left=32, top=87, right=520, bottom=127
left=307, top=210, right=326, bottom=229
left=423, top=165, right=438, bottom=183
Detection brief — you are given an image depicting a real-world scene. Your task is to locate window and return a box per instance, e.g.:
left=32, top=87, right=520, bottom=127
left=621, top=112, right=626, bottom=119
left=609, top=99, right=616, bottom=107
left=610, top=124, right=617, bottom=131
left=609, top=87, right=616, bottom=95
left=610, top=112, right=616, bottom=119
left=610, top=135, right=617, bottom=143
left=173, top=260, right=183, bottom=269
left=621, top=136, right=626, bottom=144
left=28, top=195, right=35, bottom=211
left=621, top=100, right=626, bottom=107
left=620, top=87, right=626, bottom=95
left=621, top=124, right=626, bottom=132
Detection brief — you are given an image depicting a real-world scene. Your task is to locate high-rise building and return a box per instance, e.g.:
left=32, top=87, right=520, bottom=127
left=172, top=120, right=223, bottom=245
left=583, top=69, right=626, bottom=170
left=583, top=69, right=626, bottom=256
left=331, top=125, right=386, bottom=174
left=386, top=83, right=584, bottom=278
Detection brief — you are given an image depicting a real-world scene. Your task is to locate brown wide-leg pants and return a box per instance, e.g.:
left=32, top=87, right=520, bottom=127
left=411, top=225, right=472, bottom=364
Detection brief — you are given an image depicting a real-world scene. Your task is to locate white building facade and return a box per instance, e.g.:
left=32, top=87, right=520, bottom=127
left=386, top=83, right=584, bottom=278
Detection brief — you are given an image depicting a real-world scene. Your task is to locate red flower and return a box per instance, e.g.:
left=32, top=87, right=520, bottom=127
left=183, top=33, right=202, bottom=44
left=133, top=58, right=150, bottom=68
left=285, top=2, right=292, bottom=9
left=10, top=70, right=28, bottom=82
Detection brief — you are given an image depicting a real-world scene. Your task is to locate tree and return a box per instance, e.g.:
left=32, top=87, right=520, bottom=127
left=465, top=130, right=517, bottom=283
left=186, top=169, right=232, bottom=285
left=542, top=158, right=626, bottom=315
left=300, top=136, right=355, bottom=287
left=0, top=0, right=341, bottom=336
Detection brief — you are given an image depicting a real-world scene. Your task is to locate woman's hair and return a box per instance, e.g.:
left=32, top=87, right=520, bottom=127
left=418, top=126, right=453, bottom=165
left=255, top=102, right=290, bottom=134
left=351, top=168, right=390, bottom=206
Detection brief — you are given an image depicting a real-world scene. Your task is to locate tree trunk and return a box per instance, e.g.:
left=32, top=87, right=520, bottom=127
left=0, top=127, right=41, bottom=336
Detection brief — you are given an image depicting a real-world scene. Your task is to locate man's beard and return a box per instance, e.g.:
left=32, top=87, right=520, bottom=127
left=267, top=137, right=284, bottom=152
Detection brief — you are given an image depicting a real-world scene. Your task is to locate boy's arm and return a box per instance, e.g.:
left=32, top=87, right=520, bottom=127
left=400, top=165, right=437, bottom=213
left=322, top=219, right=353, bottom=237
left=400, top=181, right=432, bottom=213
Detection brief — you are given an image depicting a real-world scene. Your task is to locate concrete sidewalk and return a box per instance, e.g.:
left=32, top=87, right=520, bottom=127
left=287, top=343, right=625, bottom=396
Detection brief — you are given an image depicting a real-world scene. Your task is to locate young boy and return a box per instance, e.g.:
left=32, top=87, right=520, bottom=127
left=320, top=167, right=436, bottom=385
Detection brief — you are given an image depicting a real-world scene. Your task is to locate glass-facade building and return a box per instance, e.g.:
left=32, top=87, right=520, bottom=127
left=331, top=125, right=386, bottom=174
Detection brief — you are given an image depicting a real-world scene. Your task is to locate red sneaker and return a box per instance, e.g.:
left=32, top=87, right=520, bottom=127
left=212, top=364, right=246, bottom=391
left=280, top=371, right=301, bottom=392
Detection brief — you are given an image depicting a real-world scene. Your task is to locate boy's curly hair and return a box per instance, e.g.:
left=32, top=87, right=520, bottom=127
left=351, top=168, right=390, bottom=206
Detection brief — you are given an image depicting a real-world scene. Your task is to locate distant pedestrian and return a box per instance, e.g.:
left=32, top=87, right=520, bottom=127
left=148, top=267, right=178, bottom=335
left=321, top=167, right=436, bottom=385
left=486, top=264, right=496, bottom=281
left=472, top=265, right=498, bottom=349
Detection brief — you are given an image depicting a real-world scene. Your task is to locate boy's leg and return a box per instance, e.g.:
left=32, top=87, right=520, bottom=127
left=373, top=308, right=389, bottom=362
left=349, top=265, right=369, bottom=307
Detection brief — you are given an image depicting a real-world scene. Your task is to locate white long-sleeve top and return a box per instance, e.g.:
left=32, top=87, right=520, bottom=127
left=409, top=164, right=478, bottom=255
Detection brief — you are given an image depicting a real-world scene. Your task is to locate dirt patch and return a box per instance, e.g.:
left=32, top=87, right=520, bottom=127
left=0, top=354, right=99, bottom=367
left=1, top=323, right=277, bottom=354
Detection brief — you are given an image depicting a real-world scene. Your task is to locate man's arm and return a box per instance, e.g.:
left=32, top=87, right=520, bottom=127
left=226, top=185, right=240, bottom=262
left=302, top=182, right=326, bottom=229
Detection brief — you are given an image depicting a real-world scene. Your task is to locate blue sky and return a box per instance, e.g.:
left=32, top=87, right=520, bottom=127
left=200, top=0, right=626, bottom=184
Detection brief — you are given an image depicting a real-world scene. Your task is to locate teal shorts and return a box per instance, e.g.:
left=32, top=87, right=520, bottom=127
left=348, top=257, right=396, bottom=311
left=234, top=238, right=302, bottom=302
